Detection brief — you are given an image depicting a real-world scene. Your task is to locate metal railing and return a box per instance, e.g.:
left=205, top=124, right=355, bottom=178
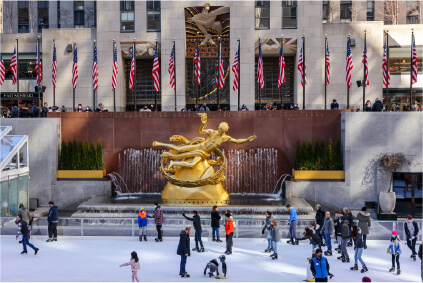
left=1, top=217, right=421, bottom=241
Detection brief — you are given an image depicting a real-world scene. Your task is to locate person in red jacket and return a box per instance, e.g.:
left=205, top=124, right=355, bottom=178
left=224, top=213, right=234, bottom=255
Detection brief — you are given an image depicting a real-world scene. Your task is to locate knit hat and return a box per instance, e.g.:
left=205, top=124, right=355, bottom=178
left=361, top=206, right=367, bottom=211
left=362, top=277, right=371, bottom=282
left=392, top=230, right=398, bottom=236
left=139, top=207, right=144, bottom=211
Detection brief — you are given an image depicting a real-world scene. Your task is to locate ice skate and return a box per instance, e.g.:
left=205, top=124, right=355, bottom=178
left=216, top=238, right=222, bottom=242
left=192, top=247, right=199, bottom=252
left=328, top=273, right=334, bottom=279
left=20, top=251, right=27, bottom=255
left=350, top=264, right=358, bottom=270
left=324, top=250, right=332, bottom=256
left=363, top=243, right=367, bottom=249
left=271, top=253, right=278, bottom=260
left=144, top=236, right=147, bottom=241
left=342, top=257, right=350, bottom=263
left=46, top=238, right=53, bottom=242
left=347, top=240, right=353, bottom=247
left=287, top=239, right=293, bottom=244
left=199, top=247, right=205, bottom=252
left=389, top=267, right=395, bottom=272
left=361, top=265, right=368, bottom=273
left=181, top=272, right=190, bottom=278
left=397, top=269, right=401, bottom=275
left=34, top=248, right=39, bottom=255
left=155, top=238, right=162, bottom=242
left=337, top=255, right=344, bottom=260
left=139, top=236, right=142, bottom=241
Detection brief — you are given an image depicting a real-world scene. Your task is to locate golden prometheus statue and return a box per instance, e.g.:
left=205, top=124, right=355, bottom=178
left=153, top=113, right=256, bottom=205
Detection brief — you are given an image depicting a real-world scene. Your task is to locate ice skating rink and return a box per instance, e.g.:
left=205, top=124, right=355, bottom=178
left=1, top=236, right=421, bottom=282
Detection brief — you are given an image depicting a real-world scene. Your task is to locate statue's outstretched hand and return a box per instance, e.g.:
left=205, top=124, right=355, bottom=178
left=248, top=136, right=257, bottom=142
left=197, top=113, right=208, bottom=123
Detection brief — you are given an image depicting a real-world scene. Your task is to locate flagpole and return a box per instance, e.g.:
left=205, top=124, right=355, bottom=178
left=409, top=29, right=414, bottom=110
left=93, top=39, right=96, bottom=110
left=217, top=37, right=221, bottom=109
left=258, top=35, right=261, bottom=110
left=37, top=35, right=41, bottom=111
left=113, top=39, right=116, bottom=112
left=173, top=39, right=177, bottom=111
left=347, top=34, right=350, bottom=110
left=237, top=37, right=241, bottom=111
left=385, top=30, right=389, bottom=111
left=16, top=36, right=20, bottom=116
left=154, top=39, right=158, bottom=111
left=280, top=35, right=283, bottom=108
left=302, top=34, right=305, bottom=110
left=73, top=40, right=76, bottom=112
left=196, top=32, right=199, bottom=109
left=53, top=39, right=56, bottom=108
left=363, top=30, right=366, bottom=111
left=133, top=38, right=136, bottom=112
left=324, top=34, right=327, bottom=110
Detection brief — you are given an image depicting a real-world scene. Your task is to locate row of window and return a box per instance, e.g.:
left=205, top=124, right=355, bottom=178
left=120, top=1, right=160, bottom=32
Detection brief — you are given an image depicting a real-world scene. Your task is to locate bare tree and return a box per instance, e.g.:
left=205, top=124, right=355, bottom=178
left=378, top=1, right=421, bottom=25
left=3, top=1, right=17, bottom=33
left=349, top=2, right=360, bottom=22
left=28, top=0, right=37, bottom=33
left=60, top=8, right=72, bottom=28
left=329, top=2, right=339, bottom=23
left=85, top=7, right=95, bottom=28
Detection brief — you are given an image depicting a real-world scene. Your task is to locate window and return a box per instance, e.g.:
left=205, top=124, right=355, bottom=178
left=255, top=1, right=270, bottom=30
left=407, top=0, right=421, bottom=24
left=57, top=1, right=61, bottom=28
left=322, top=1, right=330, bottom=23
left=18, top=1, right=29, bottom=33
left=147, top=1, right=160, bottom=31
left=2, top=54, right=41, bottom=79
left=38, top=1, right=49, bottom=31
left=367, top=0, right=374, bottom=21
left=389, top=46, right=423, bottom=75
left=282, top=1, right=297, bottom=29
left=340, top=1, right=352, bottom=22
left=74, top=1, right=84, bottom=28
left=121, top=1, right=134, bottom=32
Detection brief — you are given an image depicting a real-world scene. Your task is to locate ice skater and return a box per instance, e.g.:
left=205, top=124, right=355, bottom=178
left=46, top=201, right=58, bottom=242
left=119, top=251, right=140, bottom=282
left=310, top=248, right=330, bottom=282
left=14, top=204, right=33, bottom=243
left=350, top=224, right=368, bottom=273
left=262, top=211, right=274, bottom=253
left=404, top=215, right=419, bottom=261
left=337, top=216, right=350, bottom=263
left=211, top=206, right=222, bottom=242
left=153, top=202, right=164, bottom=242
left=16, top=214, right=39, bottom=255
left=177, top=227, right=191, bottom=278
left=322, top=211, right=334, bottom=256
left=269, top=220, right=280, bottom=260
left=203, top=259, right=220, bottom=277
left=299, top=227, right=321, bottom=251
left=388, top=231, right=402, bottom=275
left=182, top=211, right=205, bottom=252
left=224, top=212, right=234, bottom=255
left=286, top=204, right=299, bottom=245
left=138, top=207, right=153, bottom=241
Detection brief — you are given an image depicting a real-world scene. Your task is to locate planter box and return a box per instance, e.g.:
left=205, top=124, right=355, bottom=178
left=294, top=170, right=344, bottom=181
left=57, top=170, right=106, bottom=179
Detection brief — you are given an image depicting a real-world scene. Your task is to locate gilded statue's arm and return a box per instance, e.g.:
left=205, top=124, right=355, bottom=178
left=197, top=113, right=212, bottom=135
left=228, top=135, right=257, bottom=144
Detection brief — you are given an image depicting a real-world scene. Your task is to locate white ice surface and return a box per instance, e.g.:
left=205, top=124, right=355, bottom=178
left=1, top=236, right=421, bottom=282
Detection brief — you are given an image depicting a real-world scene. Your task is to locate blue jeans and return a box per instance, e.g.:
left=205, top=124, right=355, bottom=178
left=212, top=227, right=219, bottom=239
left=22, top=233, right=37, bottom=252
left=180, top=255, right=187, bottom=274
left=324, top=233, right=332, bottom=251
left=267, top=232, right=272, bottom=249
left=195, top=230, right=203, bottom=248
left=272, top=241, right=278, bottom=254
left=289, top=221, right=297, bottom=240
left=354, top=247, right=365, bottom=266
left=363, top=234, right=367, bottom=244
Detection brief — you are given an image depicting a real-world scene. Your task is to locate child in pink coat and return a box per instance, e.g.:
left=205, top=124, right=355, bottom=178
left=120, top=251, right=140, bottom=282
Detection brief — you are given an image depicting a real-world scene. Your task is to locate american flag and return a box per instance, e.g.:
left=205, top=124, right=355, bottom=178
left=257, top=40, right=264, bottom=89
left=129, top=44, right=135, bottom=91
left=35, top=43, right=42, bottom=85
left=92, top=44, right=99, bottom=91
left=52, top=42, right=57, bottom=88
left=232, top=41, right=239, bottom=91
left=169, top=42, right=175, bottom=90
left=278, top=44, right=285, bottom=88
left=297, top=40, right=306, bottom=86
left=72, top=46, right=78, bottom=89
left=218, top=42, right=225, bottom=89
left=193, top=41, right=201, bottom=85
left=412, top=33, right=418, bottom=84
left=325, top=41, right=330, bottom=86
left=152, top=46, right=160, bottom=92
left=0, top=54, right=5, bottom=85
left=112, top=43, right=118, bottom=89
left=382, top=37, right=390, bottom=87
left=346, top=39, right=353, bottom=88
left=10, top=44, right=17, bottom=85
left=362, top=37, right=369, bottom=85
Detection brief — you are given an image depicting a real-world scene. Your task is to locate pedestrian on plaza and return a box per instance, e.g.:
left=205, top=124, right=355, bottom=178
left=224, top=212, right=235, bottom=255
left=337, top=216, right=350, bottom=263
left=41, top=102, right=49, bottom=117
left=95, top=103, right=104, bottom=112
left=269, top=220, right=280, bottom=260
left=262, top=211, right=274, bottom=253
left=46, top=201, right=58, bottom=242
left=200, top=103, right=210, bottom=111
left=31, top=104, right=40, bottom=117
left=404, top=215, right=419, bottom=261
left=84, top=106, right=93, bottom=112
left=15, top=204, right=33, bottom=243
left=356, top=207, right=371, bottom=249
left=350, top=224, right=368, bottom=273
left=315, top=204, right=326, bottom=246
left=371, top=98, right=383, bottom=111
left=365, top=100, right=372, bottom=112
left=388, top=230, right=402, bottom=275
left=330, top=99, right=339, bottom=110
left=286, top=204, right=299, bottom=245
left=343, top=207, right=354, bottom=246
left=138, top=207, right=153, bottom=241
left=140, top=105, right=151, bottom=112
left=211, top=205, right=222, bottom=242
left=310, top=248, right=330, bottom=282
left=150, top=105, right=156, bottom=112
left=16, top=214, right=39, bottom=255
left=75, top=104, right=84, bottom=112
left=322, top=211, right=334, bottom=256
left=177, top=227, right=191, bottom=278
left=239, top=104, right=249, bottom=111
left=119, top=251, right=140, bottom=282
left=182, top=210, right=204, bottom=252
left=153, top=202, right=164, bottom=242
left=11, top=106, right=19, bottom=118
left=61, top=105, right=66, bottom=112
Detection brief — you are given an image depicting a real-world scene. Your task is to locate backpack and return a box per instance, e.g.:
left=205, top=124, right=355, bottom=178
left=342, top=223, right=349, bottom=236
left=32, top=106, right=40, bottom=116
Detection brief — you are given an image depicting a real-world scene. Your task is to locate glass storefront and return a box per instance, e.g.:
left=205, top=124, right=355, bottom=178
left=393, top=172, right=422, bottom=218
left=0, top=175, right=29, bottom=217
left=382, top=88, right=423, bottom=111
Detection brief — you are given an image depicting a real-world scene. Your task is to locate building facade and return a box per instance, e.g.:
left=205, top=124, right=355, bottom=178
left=1, top=0, right=422, bottom=111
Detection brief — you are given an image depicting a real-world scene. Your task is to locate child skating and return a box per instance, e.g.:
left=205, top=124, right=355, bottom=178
left=138, top=207, right=153, bottom=241
left=120, top=251, right=140, bottom=282
left=350, top=224, right=368, bottom=273
left=388, top=231, right=402, bottom=275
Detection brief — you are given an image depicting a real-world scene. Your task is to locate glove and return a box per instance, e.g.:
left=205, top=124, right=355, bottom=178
left=387, top=248, right=390, bottom=254
left=395, top=251, right=399, bottom=256
left=262, top=229, right=265, bottom=234
left=182, top=212, right=185, bottom=216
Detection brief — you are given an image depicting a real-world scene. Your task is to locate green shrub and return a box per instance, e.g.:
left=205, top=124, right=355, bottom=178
left=89, top=141, right=96, bottom=170
left=328, top=138, right=335, bottom=170
left=77, top=141, right=84, bottom=170
left=96, top=141, right=104, bottom=170
left=335, top=138, right=343, bottom=170
left=320, top=140, right=328, bottom=170
left=59, top=141, right=67, bottom=170
left=314, top=141, right=321, bottom=170
left=82, top=141, right=90, bottom=170
left=59, top=140, right=105, bottom=170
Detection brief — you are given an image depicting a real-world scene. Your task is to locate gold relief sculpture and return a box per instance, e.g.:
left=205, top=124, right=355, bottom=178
left=153, top=113, right=256, bottom=205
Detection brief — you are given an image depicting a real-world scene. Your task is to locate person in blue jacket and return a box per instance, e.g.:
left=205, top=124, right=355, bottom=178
left=388, top=230, right=402, bottom=275
left=138, top=207, right=153, bottom=241
left=310, top=248, right=330, bottom=282
left=286, top=204, right=298, bottom=245
left=46, top=201, right=58, bottom=242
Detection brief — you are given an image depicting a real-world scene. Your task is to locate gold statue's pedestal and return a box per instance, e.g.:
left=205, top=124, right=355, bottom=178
left=161, top=159, right=229, bottom=206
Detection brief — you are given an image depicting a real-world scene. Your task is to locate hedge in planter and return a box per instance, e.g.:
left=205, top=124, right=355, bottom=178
left=59, top=140, right=105, bottom=170
left=294, top=138, right=343, bottom=171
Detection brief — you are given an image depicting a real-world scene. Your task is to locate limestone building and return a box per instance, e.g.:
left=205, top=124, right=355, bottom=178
left=1, top=0, right=422, bottom=111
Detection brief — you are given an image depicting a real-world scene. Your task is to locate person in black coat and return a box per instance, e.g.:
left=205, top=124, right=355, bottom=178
left=182, top=211, right=204, bottom=252
left=343, top=207, right=353, bottom=246
left=46, top=201, right=58, bottom=242
left=177, top=227, right=191, bottom=278
left=211, top=206, right=222, bottom=242
left=315, top=204, right=326, bottom=246
left=372, top=98, right=383, bottom=111
left=404, top=215, right=420, bottom=260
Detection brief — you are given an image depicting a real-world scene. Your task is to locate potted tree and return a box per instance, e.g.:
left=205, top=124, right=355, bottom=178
left=377, top=153, right=410, bottom=213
